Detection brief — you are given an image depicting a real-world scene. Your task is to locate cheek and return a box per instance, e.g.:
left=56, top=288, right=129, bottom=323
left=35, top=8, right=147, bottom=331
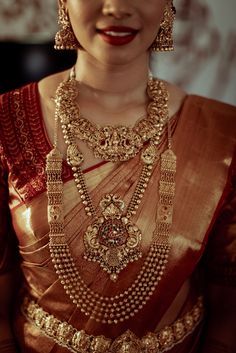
left=67, top=8, right=87, bottom=41
left=67, top=1, right=98, bottom=40
left=145, top=1, right=165, bottom=33
left=144, top=0, right=166, bottom=25
left=140, top=2, right=166, bottom=45
left=67, top=1, right=88, bottom=25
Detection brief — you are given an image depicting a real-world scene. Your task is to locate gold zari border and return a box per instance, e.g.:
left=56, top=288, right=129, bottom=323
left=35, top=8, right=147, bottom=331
left=22, top=296, right=204, bottom=353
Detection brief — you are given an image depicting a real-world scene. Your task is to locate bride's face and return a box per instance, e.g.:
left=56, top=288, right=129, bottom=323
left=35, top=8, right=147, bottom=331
left=65, top=0, right=166, bottom=65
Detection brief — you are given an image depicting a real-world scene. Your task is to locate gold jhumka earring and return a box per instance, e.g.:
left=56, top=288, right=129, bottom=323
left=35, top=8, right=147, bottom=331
left=151, top=0, right=176, bottom=52
left=54, top=0, right=80, bottom=50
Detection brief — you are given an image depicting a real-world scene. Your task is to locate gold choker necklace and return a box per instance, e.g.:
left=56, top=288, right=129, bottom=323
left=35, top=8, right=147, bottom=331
left=57, top=68, right=169, bottom=162
left=46, top=74, right=177, bottom=324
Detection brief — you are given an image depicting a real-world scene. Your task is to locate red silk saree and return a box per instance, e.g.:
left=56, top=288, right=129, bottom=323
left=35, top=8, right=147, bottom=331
left=0, top=83, right=235, bottom=353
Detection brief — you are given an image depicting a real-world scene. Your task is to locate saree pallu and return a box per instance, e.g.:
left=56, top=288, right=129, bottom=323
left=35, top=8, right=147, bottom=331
left=0, top=83, right=236, bottom=353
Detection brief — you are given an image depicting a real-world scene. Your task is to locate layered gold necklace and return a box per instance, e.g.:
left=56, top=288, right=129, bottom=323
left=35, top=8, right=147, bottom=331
left=59, top=67, right=169, bottom=162
left=46, top=72, right=177, bottom=324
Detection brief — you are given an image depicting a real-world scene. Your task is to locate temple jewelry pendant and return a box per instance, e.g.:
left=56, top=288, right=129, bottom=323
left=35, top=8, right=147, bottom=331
left=83, top=194, right=142, bottom=281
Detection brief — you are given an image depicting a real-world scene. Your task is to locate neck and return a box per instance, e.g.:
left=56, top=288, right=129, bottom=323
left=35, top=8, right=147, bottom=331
left=74, top=51, right=151, bottom=110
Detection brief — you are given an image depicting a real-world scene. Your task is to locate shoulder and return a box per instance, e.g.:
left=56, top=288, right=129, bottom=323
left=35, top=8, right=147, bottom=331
left=0, top=82, right=41, bottom=132
left=36, top=69, right=70, bottom=128
left=0, top=82, right=39, bottom=132
left=0, top=84, right=35, bottom=149
left=0, top=82, right=40, bottom=161
left=38, top=69, right=70, bottom=103
left=0, top=82, right=36, bottom=111
left=162, top=81, right=236, bottom=139
left=164, top=81, right=236, bottom=122
left=185, top=94, right=236, bottom=117
left=161, top=81, right=236, bottom=142
left=178, top=94, right=236, bottom=181
left=182, top=94, right=236, bottom=140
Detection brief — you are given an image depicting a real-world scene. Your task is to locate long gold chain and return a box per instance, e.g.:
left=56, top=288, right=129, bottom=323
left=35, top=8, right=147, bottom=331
left=56, top=76, right=169, bottom=282
left=46, top=75, right=177, bottom=324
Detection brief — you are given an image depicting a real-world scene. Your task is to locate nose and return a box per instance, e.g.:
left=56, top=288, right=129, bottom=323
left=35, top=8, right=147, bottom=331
left=102, top=0, right=132, bottom=19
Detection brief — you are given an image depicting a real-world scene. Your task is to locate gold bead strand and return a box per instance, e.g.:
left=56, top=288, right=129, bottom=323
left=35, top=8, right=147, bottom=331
left=49, top=228, right=170, bottom=324
left=64, top=241, right=169, bottom=323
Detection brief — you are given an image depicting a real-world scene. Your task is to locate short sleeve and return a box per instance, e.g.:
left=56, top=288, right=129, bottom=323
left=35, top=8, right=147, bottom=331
left=204, top=158, right=236, bottom=287
left=0, top=156, right=19, bottom=275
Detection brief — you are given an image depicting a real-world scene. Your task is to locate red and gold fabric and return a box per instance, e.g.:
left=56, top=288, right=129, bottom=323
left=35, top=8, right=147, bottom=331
left=0, top=83, right=235, bottom=352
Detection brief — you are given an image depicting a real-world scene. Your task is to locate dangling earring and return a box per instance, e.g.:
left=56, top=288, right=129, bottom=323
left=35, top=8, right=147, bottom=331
left=54, top=1, right=80, bottom=50
left=151, top=0, right=176, bottom=52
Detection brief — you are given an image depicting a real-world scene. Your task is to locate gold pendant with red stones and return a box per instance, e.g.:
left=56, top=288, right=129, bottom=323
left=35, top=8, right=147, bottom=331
left=83, top=194, right=142, bottom=281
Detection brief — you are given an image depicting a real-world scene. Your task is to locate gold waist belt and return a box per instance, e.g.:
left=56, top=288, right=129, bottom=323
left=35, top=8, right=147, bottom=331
left=22, top=296, right=204, bottom=353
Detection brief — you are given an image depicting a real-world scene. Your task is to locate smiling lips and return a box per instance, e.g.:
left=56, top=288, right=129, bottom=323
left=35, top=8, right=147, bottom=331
left=97, top=26, right=138, bottom=46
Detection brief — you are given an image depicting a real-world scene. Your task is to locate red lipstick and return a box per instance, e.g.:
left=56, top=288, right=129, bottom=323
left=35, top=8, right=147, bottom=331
left=97, top=26, right=138, bottom=46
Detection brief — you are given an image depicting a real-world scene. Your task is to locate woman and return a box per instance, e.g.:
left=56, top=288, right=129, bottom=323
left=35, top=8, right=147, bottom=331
left=0, top=0, right=236, bottom=352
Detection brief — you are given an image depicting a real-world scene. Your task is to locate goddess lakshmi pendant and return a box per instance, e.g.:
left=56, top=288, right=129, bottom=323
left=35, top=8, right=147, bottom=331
left=83, top=194, right=142, bottom=281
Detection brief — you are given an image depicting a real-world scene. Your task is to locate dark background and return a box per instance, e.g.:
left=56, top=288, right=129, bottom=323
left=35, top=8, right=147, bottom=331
left=0, top=41, right=77, bottom=94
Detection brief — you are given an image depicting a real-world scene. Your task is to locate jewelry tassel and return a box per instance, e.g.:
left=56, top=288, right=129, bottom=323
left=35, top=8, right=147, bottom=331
left=46, top=105, right=66, bottom=247
left=46, top=148, right=66, bottom=246
left=154, top=118, right=177, bottom=243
